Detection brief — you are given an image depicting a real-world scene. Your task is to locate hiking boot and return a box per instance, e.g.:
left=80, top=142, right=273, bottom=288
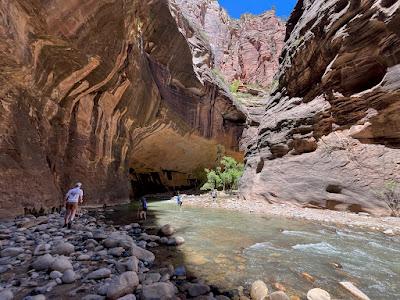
left=67, top=222, right=72, bottom=229
left=63, top=223, right=67, bottom=228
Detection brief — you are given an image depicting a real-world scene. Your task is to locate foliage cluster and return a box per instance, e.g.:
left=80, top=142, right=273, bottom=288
left=201, top=156, right=244, bottom=192
left=229, top=79, right=242, bottom=93
left=378, top=180, right=400, bottom=217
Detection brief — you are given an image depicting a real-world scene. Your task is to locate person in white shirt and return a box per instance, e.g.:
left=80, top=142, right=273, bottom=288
left=64, top=182, right=84, bottom=228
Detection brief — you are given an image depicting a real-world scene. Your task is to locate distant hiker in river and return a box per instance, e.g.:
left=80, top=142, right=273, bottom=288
left=139, top=196, right=148, bottom=220
left=176, top=191, right=183, bottom=207
left=211, top=188, right=217, bottom=202
left=64, top=182, right=84, bottom=229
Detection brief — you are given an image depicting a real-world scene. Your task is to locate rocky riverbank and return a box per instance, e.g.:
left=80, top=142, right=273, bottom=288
left=0, top=209, right=233, bottom=300
left=183, top=193, right=400, bottom=236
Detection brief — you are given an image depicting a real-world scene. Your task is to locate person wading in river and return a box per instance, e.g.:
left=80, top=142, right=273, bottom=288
left=64, top=182, right=84, bottom=229
left=176, top=191, right=183, bottom=207
left=139, top=196, right=148, bottom=220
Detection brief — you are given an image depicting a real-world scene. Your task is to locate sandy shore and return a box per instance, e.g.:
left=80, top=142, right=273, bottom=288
left=183, top=193, right=400, bottom=235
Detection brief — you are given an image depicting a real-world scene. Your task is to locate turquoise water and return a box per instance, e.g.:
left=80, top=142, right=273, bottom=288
left=112, top=199, right=400, bottom=299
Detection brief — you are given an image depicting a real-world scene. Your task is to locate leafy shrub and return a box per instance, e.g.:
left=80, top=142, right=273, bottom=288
left=200, top=156, right=244, bottom=191
left=377, top=180, right=400, bottom=217
left=229, top=80, right=241, bottom=93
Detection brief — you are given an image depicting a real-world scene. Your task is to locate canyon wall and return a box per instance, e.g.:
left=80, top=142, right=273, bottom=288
left=172, top=0, right=286, bottom=87
left=241, top=0, right=400, bottom=214
left=0, top=0, right=246, bottom=217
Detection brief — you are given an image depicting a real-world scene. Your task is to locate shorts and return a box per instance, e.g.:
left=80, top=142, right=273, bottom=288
left=142, top=207, right=147, bottom=212
left=66, top=202, right=78, bottom=210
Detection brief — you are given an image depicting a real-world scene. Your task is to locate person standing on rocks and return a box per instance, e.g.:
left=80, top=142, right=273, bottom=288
left=139, top=196, right=148, bottom=220
left=64, top=182, right=84, bottom=228
left=211, top=189, right=217, bottom=202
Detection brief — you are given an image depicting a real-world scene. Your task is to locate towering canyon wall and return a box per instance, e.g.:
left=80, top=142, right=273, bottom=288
left=241, top=0, right=400, bottom=215
left=0, top=0, right=246, bottom=217
left=171, top=0, right=286, bottom=87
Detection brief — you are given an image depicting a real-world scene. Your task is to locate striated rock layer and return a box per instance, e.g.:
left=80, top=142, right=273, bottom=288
left=171, top=0, right=286, bottom=87
left=241, top=0, right=400, bottom=214
left=0, top=0, right=246, bottom=217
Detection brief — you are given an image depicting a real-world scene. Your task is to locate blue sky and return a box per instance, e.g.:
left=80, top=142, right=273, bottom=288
left=218, top=0, right=297, bottom=19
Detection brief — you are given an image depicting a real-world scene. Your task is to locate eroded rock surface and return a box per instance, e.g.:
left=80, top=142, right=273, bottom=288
left=241, top=0, right=400, bottom=214
left=171, top=0, right=286, bottom=87
left=0, top=0, right=247, bottom=216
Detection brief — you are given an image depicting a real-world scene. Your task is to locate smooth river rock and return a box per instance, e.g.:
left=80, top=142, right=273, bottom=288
left=106, top=271, right=139, bottom=299
left=141, top=282, right=177, bottom=300
left=307, top=288, right=331, bottom=300
left=32, top=254, right=55, bottom=271
left=87, top=268, right=112, bottom=280
left=250, top=280, right=269, bottom=300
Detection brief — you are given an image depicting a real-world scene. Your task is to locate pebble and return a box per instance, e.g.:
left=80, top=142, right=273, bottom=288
left=270, top=291, right=290, bottom=300
left=1, top=247, right=24, bottom=257
left=108, top=247, right=125, bottom=257
left=86, top=268, right=112, bottom=280
left=62, top=269, right=76, bottom=284
left=307, top=288, right=331, bottom=300
left=117, top=294, right=136, bottom=300
left=24, top=295, right=47, bottom=300
left=78, top=254, right=91, bottom=261
left=50, top=270, right=63, bottom=279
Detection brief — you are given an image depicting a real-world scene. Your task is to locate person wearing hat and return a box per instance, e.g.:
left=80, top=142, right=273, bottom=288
left=64, top=182, right=84, bottom=229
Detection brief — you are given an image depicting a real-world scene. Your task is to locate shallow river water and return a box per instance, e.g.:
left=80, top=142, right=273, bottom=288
left=111, top=199, right=400, bottom=299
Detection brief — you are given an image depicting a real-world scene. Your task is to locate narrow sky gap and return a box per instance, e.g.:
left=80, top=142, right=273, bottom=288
left=218, top=0, right=297, bottom=19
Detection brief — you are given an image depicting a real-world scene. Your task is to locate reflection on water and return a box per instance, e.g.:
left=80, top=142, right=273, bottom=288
left=113, top=199, right=400, bottom=299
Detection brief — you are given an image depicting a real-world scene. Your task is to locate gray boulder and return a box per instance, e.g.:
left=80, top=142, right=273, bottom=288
left=141, top=282, right=177, bottom=300
left=50, top=256, right=73, bottom=272
left=52, top=242, right=75, bottom=256
left=106, top=271, right=139, bottom=299
left=32, top=254, right=55, bottom=271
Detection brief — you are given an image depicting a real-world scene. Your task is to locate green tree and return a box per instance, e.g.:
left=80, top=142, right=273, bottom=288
left=200, top=168, right=222, bottom=191
left=201, top=156, right=244, bottom=192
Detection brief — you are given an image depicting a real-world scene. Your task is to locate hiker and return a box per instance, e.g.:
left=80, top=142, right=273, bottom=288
left=211, top=188, right=217, bottom=202
left=139, top=196, right=148, bottom=220
left=64, top=182, right=84, bottom=229
left=176, top=191, right=183, bottom=207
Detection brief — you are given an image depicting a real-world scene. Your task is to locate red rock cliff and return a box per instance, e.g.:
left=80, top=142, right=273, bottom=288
left=0, top=0, right=246, bottom=217
left=241, top=0, right=400, bottom=215
left=171, top=0, right=286, bottom=87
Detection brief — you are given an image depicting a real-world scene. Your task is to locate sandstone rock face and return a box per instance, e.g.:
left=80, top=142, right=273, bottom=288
left=241, top=0, right=400, bottom=214
left=171, top=0, right=286, bottom=87
left=0, top=0, right=246, bottom=216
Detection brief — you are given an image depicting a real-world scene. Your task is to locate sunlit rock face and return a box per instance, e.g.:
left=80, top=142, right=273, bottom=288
left=171, top=0, right=286, bottom=87
left=241, top=0, right=400, bottom=215
left=0, top=0, right=246, bottom=216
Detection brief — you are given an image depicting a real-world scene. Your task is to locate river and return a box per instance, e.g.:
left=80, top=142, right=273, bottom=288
left=108, top=198, right=400, bottom=299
